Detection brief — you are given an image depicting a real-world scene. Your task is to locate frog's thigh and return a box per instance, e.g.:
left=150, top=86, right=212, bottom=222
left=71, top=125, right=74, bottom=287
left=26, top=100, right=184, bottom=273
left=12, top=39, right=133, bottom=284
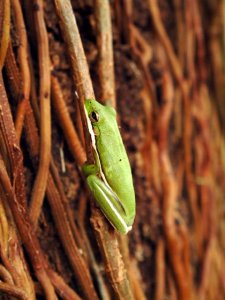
left=86, top=175, right=130, bottom=234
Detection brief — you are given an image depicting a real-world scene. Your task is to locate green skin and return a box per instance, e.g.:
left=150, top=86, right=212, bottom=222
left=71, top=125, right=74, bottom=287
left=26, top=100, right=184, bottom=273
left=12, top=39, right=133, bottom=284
left=82, top=99, right=136, bottom=234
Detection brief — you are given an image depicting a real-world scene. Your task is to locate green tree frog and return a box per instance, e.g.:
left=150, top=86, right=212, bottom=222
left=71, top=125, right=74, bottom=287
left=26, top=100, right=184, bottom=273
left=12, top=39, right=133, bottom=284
left=82, top=99, right=136, bottom=234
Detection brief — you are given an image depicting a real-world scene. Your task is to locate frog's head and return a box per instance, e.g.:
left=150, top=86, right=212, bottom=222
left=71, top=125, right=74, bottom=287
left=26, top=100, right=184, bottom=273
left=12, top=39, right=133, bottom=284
left=84, top=99, right=116, bottom=127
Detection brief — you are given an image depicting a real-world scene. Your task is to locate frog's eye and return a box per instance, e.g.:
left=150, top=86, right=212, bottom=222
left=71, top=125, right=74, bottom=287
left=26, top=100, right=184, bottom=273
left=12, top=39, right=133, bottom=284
left=90, top=111, right=99, bottom=122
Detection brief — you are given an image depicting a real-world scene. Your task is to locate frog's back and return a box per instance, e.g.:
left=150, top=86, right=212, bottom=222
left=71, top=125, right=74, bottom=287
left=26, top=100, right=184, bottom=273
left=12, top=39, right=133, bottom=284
left=96, top=109, right=136, bottom=226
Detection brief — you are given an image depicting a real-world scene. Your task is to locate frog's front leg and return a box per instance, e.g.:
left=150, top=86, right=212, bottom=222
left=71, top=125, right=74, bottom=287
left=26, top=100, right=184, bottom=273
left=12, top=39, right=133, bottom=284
left=82, top=163, right=131, bottom=234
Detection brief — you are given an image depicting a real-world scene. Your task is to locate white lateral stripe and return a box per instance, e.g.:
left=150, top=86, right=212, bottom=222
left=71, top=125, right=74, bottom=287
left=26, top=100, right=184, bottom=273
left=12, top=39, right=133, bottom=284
left=84, top=107, right=97, bottom=149
left=95, top=184, right=129, bottom=232
left=84, top=107, right=114, bottom=191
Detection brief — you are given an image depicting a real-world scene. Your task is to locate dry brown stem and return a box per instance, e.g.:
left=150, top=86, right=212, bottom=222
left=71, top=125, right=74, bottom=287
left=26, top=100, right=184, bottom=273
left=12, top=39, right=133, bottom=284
left=147, top=0, right=200, bottom=255
left=0, top=68, right=56, bottom=299
left=54, top=0, right=95, bottom=163
left=91, top=210, right=135, bottom=300
left=46, top=175, right=98, bottom=300
left=5, top=42, right=21, bottom=99
left=154, top=239, right=165, bottom=300
left=0, top=73, right=27, bottom=208
left=51, top=72, right=86, bottom=166
left=0, top=265, right=13, bottom=284
left=156, top=54, right=192, bottom=299
left=5, top=43, right=98, bottom=300
left=0, top=282, right=29, bottom=300
left=95, top=0, right=116, bottom=107
left=0, top=197, right=35, bottom=299
left=29, top=0, right=51, bottom=229
left=147, top=0, right=183, bottom=82
left=208, top=0, right=225, bottom=131
left=11, top=0, right=31, bottom=140
left=26, top=89, right=98, bottom=300
left=0, top=158, right=57, bottom=299
left=0, top=0, right=10, bottom=70
left=77, top=206, right=111, bottom=300
left=47, top=269, right=82, bottom=300
left=118, top=235, right=147, bottom=300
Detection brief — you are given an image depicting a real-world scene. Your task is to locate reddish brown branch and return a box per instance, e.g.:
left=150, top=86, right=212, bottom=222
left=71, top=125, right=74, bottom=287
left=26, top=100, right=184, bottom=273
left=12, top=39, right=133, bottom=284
left=156, top=52, right=193, bottom=299
left=91, top=210, right=135, bottom=300
left=48, top=269, right=82, bottom=300
left=54, top=0, right=95, bottom=164
left=5, top=42, right=21, bottom=99
left=154, top=239, right=165, bottom=300
left=29, top=0, right=51, bottom=229
left=0, top=282, right=29, bottom=300
left=95, top=0, right=116, bottom=107
left=51, top=72, right=86, bottom=166
left=5, top=43, right=98, bottom=300
left=11, top=0, right=31, bottom=140
left=0, top=158, right=57, bottom=299
left=0, top=0, right=10, bottom=70
left=148, top=0, right=200, bottom=254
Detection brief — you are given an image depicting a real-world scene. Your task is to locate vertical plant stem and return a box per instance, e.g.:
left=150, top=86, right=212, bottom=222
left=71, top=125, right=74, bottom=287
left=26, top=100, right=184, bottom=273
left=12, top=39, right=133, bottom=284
left=91, top=210, right=135, bottom=300
left=157, top=56, right=192, bottom=300
left=51, top=73, right=86, bottom=166
left=154, top=239, right=165, bottom=300
left=0, top=0, right=10, bottom=70
left=95, top=0, right=116, bottom=107
left=53, top=0, right=95, bottom=164
left=11, top=0, right=31, bottom=140
left=29, top=0, right=51, bottom=229
left=0, top=282, right=29, bottom=300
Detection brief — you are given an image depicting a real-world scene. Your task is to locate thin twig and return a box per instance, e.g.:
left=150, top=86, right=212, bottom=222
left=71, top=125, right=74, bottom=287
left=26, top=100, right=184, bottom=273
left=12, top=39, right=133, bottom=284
left=11, top=0, right=31, bottom=140
left=0, top=265, right=13, bottom=284
left=48, top=269, right=82, bottom=300
left=95, top=0, right=116, bottom=107
left=5, top=42, right=21, bottom=100
left=51, top=72, right=86, bottom=166
left=147, top=0, right=200, bottom=257
left=0, top=282, right=29, bottom=300
left=54, top=0, right=95, bottom=163
left=5, top=44, right=98, bottom=300
left=29, top=0, right=51, bottom=229
left=0, top=0, right=10, bottom=70
left=118, top=235, right=147, bottom=300
left=154, top=239, right=165, bottom=300
left=0, top=72, right=56, bottom=299
left=0, top=158, right=57, bottom=300
left=91, top=210, right=135, bottom=300
left=155, top=47, right=192, bottom=299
